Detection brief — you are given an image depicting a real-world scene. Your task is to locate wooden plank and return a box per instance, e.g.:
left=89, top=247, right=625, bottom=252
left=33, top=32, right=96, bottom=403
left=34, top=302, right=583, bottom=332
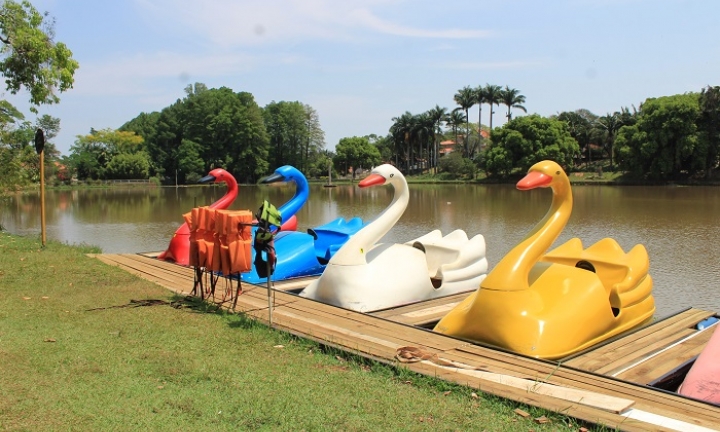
left=419, top=360, right=635, bottom=414
left=399, top=360, right=655, bottom=432
left=100, top=254, right=193, bottom=290
left=447, top=344, right=720, bottom=426
left=269, top=276, right=318, bottom=292
left=615, top=324, right=716, bottom=383
left=115, top=254, right=195, bottom=281
left=372, top=296, right=466, bottom=326
left=276, top=297, right=468, bottom=352
left=372, top=291, right=471, bottom=317
left=95, top=254, right=190, bottom=293
left=565, top=309, right=714, bottom=372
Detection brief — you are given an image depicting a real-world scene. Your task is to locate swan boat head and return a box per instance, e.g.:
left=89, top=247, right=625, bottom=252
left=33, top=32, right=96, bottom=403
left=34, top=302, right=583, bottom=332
left=329, top=164, right=408, bottom=266
left=260, top=165, right=309, bottom=222
left=480, top=160, right=572, bottom=292
left=199, top=168, right=234, bottom=185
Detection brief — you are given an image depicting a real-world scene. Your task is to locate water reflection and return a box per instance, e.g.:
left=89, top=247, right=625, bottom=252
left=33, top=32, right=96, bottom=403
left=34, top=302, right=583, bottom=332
left=2, top=183, right=719, bottom=317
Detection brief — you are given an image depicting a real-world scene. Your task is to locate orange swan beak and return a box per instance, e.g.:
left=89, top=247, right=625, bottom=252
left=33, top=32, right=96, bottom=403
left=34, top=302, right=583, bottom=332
left=517, top=171, right=552, bottom=190
left=359, top=173, right=386, bottom=188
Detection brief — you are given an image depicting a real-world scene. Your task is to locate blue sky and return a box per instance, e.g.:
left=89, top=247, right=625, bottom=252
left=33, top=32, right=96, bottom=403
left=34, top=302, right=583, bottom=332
left=10, top=0, right=719, bottom=156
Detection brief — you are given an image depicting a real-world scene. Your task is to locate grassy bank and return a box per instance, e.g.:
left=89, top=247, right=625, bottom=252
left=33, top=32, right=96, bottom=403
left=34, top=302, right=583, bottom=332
left=0, top=232, right=600, bottom=431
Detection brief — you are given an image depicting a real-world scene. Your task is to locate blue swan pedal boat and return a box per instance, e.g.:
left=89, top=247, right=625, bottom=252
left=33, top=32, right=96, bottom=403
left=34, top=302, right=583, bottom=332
left=240, top=165, right=364, bottom=284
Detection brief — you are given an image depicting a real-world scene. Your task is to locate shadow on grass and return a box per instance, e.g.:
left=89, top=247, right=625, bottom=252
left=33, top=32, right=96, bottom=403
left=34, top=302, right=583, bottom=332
left=84, top=294, right=225, bottom=314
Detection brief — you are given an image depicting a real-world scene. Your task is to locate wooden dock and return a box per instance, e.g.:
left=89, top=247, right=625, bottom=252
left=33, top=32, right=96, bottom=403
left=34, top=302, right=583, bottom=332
left=94, top=253, right=720, bottom=432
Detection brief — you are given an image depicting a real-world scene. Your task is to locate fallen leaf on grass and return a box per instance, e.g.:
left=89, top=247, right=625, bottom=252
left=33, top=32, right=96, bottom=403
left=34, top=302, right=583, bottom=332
left=514, top=408, right=531, bottom=418
left=534, top=416, right=550, bottom=424
left=443, top=391, right=451, bottom=396
left=41, top=296, right=49, bottom=300
left=403, top=380, right=412, bottom=385
left=579, top=428, right=589, bottom=432
left=157, top=386, right=164, bottom=389
left=44, top=338, right=56, bottom=343
left=335, top=355, right=346, bottom=362
left=273, top=345, right=284, bottom=349
left=471, top=392, right=479, bottom=399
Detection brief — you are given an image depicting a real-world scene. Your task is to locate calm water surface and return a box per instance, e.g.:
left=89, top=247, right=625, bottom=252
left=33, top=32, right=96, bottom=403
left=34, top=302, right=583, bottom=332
left=2, top=183, right=719, bottom=318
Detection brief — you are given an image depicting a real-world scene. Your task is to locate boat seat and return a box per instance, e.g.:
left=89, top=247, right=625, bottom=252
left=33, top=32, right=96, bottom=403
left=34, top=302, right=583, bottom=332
left=542, top=238, right=652, bottom=309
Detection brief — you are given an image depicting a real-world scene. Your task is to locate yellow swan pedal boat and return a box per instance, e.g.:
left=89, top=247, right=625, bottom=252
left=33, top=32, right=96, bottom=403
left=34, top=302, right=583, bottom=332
left=434, top=160, right=655, bottom=359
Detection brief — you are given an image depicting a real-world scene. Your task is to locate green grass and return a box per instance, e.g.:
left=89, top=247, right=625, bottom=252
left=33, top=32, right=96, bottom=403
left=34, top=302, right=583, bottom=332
left=0, top=232, right=605, bottom=431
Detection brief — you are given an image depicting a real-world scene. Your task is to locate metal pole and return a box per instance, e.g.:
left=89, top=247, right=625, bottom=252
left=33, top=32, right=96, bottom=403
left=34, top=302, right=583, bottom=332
left=266, top=260, right=273, bottom=327
left=40, top=150, right=46, bottom=247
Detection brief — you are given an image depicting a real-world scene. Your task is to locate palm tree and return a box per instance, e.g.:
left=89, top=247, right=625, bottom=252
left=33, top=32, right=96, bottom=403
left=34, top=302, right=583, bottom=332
left=500, top=86, right=527, bottom=121
left=413, top=112, right=433, bottom=173
left=474, top=85, right=487, bottom=132
left=390, top=112, right=415, bottom=171
left=453, top=86, right=475, bottom=157
left=483, top=84, right=503, bottom=131
left=427, top=105, right=447, bottom=172
left=445, top=110, right=466, bottom=150
left=595, top=113, right=622, bottom=171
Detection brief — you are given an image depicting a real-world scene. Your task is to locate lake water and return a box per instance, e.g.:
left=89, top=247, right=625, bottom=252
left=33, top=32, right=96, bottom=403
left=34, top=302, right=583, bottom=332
left=2, top=182, right=719, bottom=318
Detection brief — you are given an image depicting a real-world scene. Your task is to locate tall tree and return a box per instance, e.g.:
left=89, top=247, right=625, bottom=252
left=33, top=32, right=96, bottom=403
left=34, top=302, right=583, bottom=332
left=0, top=0, right=79, bottom=110
left=594, top=113, right=622, bottom=170
left=303, top=104, right=325, bottom=173
left=426, top=105, right=447, bottom=172
left=615, top=94, right=700, bottom=180
left=697, top=86, right=720, bottom=179
left=413, top=112, right=433, bottom=173
left=474, top=86, right=487, bottom=131
left=333, top=136, right=381, bottom=181
left=390, top=111, right=415, bottom=172
left=445, top=110, right=465, bottom=149
left=263, top=100, right=309, bottom=168
left=483, top=84, right=503, bottom=131
left=500, top=86, right=527, bottom=121
left=69, top=128, right=147, bottom=179
left=483, top=115, right=578, bottom=177
left=556, top=110, right=594, bottom=164
left=453, top=86, right=475, bottom=157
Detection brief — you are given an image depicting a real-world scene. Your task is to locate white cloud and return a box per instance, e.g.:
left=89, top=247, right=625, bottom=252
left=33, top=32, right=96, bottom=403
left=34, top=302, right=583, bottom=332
left=438, top=60, right=545, bottom=70
left=69, top=50, right=273, bottom=97
left=349, top=8, right=490, bottom=39
left=134, top=0, right=490, bottom=47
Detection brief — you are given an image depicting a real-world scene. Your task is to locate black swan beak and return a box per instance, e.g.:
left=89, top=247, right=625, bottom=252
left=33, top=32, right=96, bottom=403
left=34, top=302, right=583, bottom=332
left=261, top=173, right=285, bottom=184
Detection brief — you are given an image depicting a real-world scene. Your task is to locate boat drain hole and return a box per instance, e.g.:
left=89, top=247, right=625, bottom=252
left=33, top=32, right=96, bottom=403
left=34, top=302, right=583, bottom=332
left=575, top=260, right=596, bottom=273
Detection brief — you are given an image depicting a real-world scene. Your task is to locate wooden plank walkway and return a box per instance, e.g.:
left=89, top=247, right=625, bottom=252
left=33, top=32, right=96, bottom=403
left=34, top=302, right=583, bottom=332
left=93, top=253, right=720, bottom=432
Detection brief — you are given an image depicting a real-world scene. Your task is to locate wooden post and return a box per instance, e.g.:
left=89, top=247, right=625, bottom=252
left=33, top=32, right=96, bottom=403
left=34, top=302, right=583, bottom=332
left=35, top=129, right=46, bottom=247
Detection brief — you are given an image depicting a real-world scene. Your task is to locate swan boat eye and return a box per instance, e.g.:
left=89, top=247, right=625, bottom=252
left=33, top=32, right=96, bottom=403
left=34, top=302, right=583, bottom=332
left=390, top=173, right=394, bottom=178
